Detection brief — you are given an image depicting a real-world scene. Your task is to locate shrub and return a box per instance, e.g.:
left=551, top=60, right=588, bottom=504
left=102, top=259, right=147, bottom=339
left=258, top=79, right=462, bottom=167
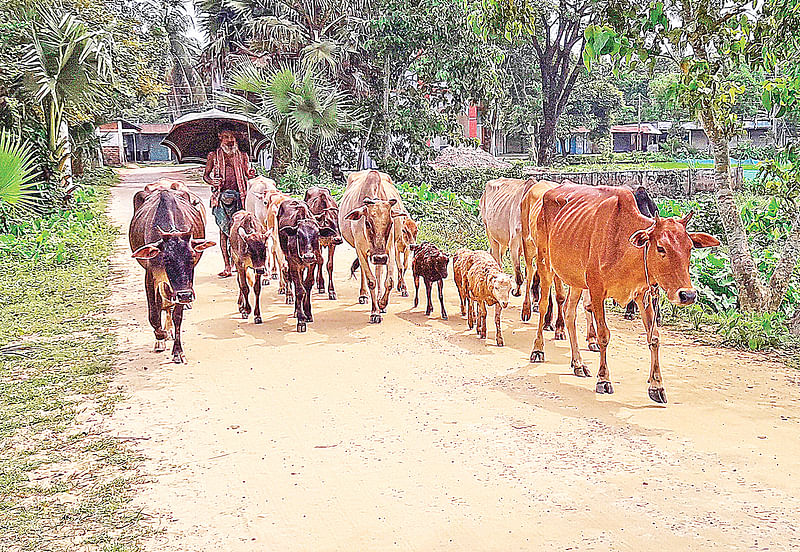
left=387, top=164, right=524, bottom=200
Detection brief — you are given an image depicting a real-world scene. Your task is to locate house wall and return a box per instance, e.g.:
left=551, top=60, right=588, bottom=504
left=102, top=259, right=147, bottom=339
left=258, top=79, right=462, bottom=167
left=101, top=146, right=121, bottom=166
left=136, top=134, right=172, bottom=161
left=613, top=132, right=633, bottom=152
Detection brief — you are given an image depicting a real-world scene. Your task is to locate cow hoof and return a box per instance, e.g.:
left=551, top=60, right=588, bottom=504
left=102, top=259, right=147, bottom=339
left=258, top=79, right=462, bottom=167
left=401, top=289, right=409, bottom=298
left=318, top=287, right=325, bottom=294
left=172, top=353, right=186, bottom=364
left=287, top=296, right=294, bottom=304
left=426, top=309, right=433, bottom=316
left=297, top=322, right=307, bottom=333
left=588, top=342, right=600, bottom=352
left=554, top=329, right=566, bottom=340
left=241, top=312, right=248, bottom=319
left=648, top=387, right=668, bottom=404
left=272, top=273, right=279, bottom=280
left=572, top=362, right=591, bottom=377
left=596, top=380, right=614, bottom=394
left=544, top=323, right=554, bottom=331
left=154, top=339, right=166, bottom=353
left=278, top=288, right=285, bottom=295
left=496, top=338, right=504, bottom=347
left=532, top=304, right=539, bottom=313
left=370, top=314, right=382, bottom=324
left=511, top=289, right=521, bottom=297
left=263, top=278, right=270, bottom=286
left=307, top=315, right=314, bottom=323
left=530, top=350, right=545, bottom=363
left=328, top=292, right=337, bottom=300
left=442, top=314, right=448, bottom=320
left=521, top=307, right=531, bottom=322
left=254, top=316, right=262, bottom=324
left=623, top=313, right=634, bottom=320
left=359, top=296, right=368, bottom=304
left=380, top=307, right=386, bottom=314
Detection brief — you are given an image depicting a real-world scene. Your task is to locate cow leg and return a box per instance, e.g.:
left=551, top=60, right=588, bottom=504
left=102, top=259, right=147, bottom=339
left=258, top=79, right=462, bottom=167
left=357, top=250, right=381, bottom=323
left=589, top=286, right=614, bottom=395
left=457, top=278, right=467, bottom=316
left=521, top=236, right=536, bottom=321
left=326, top=245, right=337, bottom=300
left=145, top=272, right=167, bottom=352
left=316, top=252, right=325, bottom=294
left=530, top=262, right=554, bottom=363
left=624, top=300, right=637, bottom=320
left=164, top=309, right=174, bottom=340
left=438, top=280, right=447, bottom=320
left=397, top=248, right=409, bottom=297
left=284, top=264, right=294, bottom=304
left=510, top=237, right=523, bottom=297
left=565, top=287, right=590, bottom=377
left=291, top=266, right=307, bottom=332
left=413, top=272, right=421, bottom=308
left=653, top=290, right=662, bottom=327
left=637, top=293, right=666, bottom=403
left=378, top=249, right=395, bottom=311
left=553, top=277, right=566, bottom=340
left=467, top=294, right=474, bottom=329
left=237, top=267, right=251, bottom=318
left=303, top=265, right=314, bottom=323
left=583, top=290, right=600, bottom=352
left=543, top=289, right=555, bottom=331
left=477, top=301, right=487, bottom=338
left=424, top=279, right=434, bottom=316
left=358, top=257, right=369, bottom=304
left=171, top=304, right=186, bottom=364
left=494, top=304, right=504, bottom=347
left=253, top=269, right=262, bottom=324
left=489, top=238, right=503, bottom=267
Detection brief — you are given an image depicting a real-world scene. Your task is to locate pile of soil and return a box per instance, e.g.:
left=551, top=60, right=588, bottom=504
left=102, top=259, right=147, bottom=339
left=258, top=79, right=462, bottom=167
left=429, top=146, right=512, bottom=169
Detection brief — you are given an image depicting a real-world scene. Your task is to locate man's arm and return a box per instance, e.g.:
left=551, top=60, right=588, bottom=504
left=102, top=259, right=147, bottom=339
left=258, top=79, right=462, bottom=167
left=244, top=152, right=256, bottom=178
left=203, top=152, right=217, bottom=186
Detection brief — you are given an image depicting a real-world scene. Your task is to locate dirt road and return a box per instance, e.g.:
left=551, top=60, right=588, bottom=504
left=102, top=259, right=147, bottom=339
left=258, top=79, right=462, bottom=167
left=106, top=166, right=800, bottom=550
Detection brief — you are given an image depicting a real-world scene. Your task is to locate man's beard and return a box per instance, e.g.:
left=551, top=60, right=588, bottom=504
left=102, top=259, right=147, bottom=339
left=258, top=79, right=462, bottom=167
left=221, top=143, right=238, bottom=155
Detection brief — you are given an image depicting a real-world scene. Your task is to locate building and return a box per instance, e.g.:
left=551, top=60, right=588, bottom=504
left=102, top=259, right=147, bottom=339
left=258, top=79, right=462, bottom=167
left=611, top=123, right=662, bottom=152
left=98, top=121, right=174, bottom=166
left=684, top=120, right=774, bottom=152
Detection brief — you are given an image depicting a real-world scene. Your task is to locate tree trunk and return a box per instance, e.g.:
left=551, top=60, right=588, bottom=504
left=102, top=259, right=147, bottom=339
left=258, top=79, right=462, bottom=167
left=766, top=207, right=800, bottom=311
left=270, top=133, right=292, bottom=182
left=708, top=129, right=766, bottom=311
left=308, top=142, right=321, bottom=176
left=538, top=117, right=556, bottom=166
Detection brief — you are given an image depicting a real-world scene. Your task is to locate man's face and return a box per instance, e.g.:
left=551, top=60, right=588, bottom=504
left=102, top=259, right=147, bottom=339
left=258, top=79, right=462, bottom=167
left=219, top=131, right=238, bottom=154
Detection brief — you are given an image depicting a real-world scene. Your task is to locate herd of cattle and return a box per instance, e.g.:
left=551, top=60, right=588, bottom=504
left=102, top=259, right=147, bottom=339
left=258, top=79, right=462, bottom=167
left=128, top=170, right=719, bottom=403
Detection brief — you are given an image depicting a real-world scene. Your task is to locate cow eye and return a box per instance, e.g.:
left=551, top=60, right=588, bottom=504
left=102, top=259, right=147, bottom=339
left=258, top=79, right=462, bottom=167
left=656, top=245, right=666, bottom=254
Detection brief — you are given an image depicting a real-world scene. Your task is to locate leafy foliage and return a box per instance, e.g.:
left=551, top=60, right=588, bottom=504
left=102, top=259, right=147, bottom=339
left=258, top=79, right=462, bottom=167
left=0, top=130, right=42, bottom=222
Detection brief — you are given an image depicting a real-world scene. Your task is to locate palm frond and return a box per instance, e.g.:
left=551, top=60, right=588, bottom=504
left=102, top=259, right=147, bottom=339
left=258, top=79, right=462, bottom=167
left=0, top=130, right=42, bottom=213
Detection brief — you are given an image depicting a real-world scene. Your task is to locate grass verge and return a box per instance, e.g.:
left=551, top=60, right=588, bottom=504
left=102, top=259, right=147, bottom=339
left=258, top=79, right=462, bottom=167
left=0, top=168, right=147, bottom=551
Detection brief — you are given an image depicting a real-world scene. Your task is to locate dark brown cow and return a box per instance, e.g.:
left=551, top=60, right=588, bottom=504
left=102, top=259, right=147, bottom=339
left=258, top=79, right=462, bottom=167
left=410, top=242, right=450, bottom=319
left=530, top=184, right=719, bottom=403
left=130, top=188, right=215, bottom=363
left=278, top=199, right=336, bottom=332
left=304, top=186, right=343, bottom=300
left=230, top=211, right=268, bottom=324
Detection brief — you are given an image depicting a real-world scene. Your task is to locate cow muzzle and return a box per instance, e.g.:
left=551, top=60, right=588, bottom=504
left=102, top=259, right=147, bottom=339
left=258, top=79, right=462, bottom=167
left=677, top=288, right=697, bottom=305
left=175, top=289, right=195, bottom=304
left=254, top=267, right=266, bottom=275
left=371, top=254, right=389, bottom=265
left=333, top=236, right=344, bottom=245
left=302, top=253, right=317, bottom=263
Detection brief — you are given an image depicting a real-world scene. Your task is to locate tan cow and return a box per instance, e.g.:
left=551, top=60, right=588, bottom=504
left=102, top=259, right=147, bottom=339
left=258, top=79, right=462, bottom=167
left=479, top=177, right=536, bottom=297
left=339, top=170, right=408, bottom=323
left=394, top=216, right=419, bottom=297
left=244, top=176, right=279, bottom=284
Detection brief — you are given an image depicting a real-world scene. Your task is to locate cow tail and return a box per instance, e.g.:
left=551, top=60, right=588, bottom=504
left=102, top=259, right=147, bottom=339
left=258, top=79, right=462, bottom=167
left=350, top=258, right=360, bottom=279
left=246, top=268, right=255, bottom=288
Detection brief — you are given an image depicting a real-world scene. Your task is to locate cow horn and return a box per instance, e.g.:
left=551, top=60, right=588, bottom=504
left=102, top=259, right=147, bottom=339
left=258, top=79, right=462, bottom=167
left=679, top=210, right=694, bottom=227
left=363, top=197, right=375, bottom=205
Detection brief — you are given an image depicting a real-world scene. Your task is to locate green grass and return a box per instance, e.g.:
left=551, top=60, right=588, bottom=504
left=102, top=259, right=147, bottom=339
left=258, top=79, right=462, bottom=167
left=0, top=169, right=148, bottom=551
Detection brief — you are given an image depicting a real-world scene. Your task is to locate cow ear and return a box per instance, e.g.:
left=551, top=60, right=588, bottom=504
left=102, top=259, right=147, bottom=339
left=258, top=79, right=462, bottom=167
left=391, top=210, right=407, bottom=218
left=345, top=206, right=365, bottom=220
left=191, top=239, right=216, bottom=251
left=629, top=229, right=651, bottom=248
left=131, top=241, right=163, bottom=259
left=689, top=232, right=720, bottom=249
left=679, top=210, right=694, bottom=227
left=238, top=226, right=249, bottom=241
left=280, top=226, right=298, bottom=236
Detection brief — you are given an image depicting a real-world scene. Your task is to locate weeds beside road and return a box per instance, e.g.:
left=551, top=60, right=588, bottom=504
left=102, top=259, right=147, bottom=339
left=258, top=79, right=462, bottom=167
left=0, top=168, right=147, bottom=552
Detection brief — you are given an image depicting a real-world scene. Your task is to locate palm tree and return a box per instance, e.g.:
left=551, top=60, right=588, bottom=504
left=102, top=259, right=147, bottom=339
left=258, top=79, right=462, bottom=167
left=20, top=6, right=113, bottom=185
left=221, top=61, right=363, bottom=178
left=0, top=130, right=41, bottom=225
left=153, top=0, right=207, bottom=116
left=194, top=0, right=250, bottom=92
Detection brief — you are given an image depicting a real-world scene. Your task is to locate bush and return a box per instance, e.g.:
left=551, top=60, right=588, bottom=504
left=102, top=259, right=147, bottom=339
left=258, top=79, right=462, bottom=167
left=386, top=164, right=524, bottom=200
left=276, top=165, right=342, bottom=198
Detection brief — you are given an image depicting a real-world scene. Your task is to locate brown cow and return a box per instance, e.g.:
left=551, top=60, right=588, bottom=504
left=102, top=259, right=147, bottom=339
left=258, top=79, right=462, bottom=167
left=529, top=184, right=719, bottom=403
left=410, top=242, right=449, bottom=319
left=339, top=170, right=408, bottom=323
left=304, top=186, right=343, bottom=300
left=278, top=199, right=336, bottom=332
left=395, top=217, right=419, bottom=297
left=129, top=188, right=215, bottom=363
left=230, top=211, right=269, bottom=324
left=453, top=249, right=512, bottom=346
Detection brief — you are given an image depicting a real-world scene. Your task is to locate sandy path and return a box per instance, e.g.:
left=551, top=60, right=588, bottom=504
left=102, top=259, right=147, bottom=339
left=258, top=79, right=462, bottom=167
left=105, top=166, right=800, bottom=551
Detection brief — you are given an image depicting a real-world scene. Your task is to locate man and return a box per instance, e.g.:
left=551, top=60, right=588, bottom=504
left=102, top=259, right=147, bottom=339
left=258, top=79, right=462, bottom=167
left=204, top=128, right=256, bottom=277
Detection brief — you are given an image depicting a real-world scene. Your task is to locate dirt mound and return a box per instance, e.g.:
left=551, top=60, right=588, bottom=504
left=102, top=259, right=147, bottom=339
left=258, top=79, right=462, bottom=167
left=429, top=146, right=512, bottom=170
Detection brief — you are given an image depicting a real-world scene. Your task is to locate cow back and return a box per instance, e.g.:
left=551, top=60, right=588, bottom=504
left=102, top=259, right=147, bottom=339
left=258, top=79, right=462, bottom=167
left=480, top=178, right=534, bottom=244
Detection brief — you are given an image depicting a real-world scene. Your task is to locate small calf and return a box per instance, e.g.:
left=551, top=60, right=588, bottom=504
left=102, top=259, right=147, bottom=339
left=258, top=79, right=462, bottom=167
left=410, top=242, right=449, bottom=319
left=395, top=217, right=419, bottom=297
left=454, top=249, right=512, bottom=346
left=230, top=211, right=269, bottom=324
